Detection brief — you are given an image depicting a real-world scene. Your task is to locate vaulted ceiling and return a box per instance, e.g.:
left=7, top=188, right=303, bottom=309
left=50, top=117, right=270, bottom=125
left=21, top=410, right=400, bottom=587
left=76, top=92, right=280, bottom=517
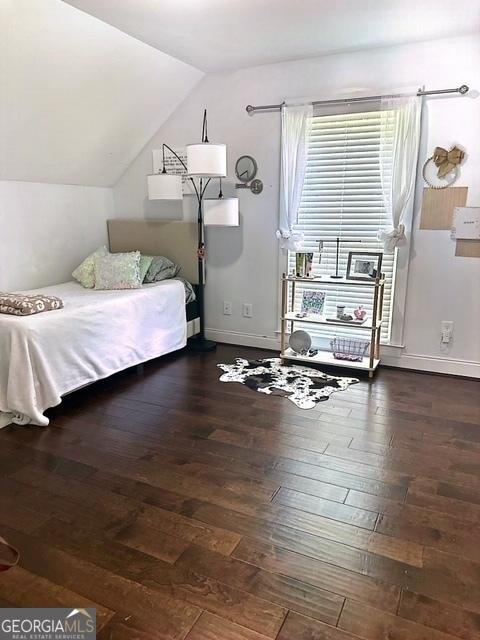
left=2, top=0, right=478, bottom=188
left=0, top=0, right=203, bottom=187
left=64, top=0, right=480, bottom=73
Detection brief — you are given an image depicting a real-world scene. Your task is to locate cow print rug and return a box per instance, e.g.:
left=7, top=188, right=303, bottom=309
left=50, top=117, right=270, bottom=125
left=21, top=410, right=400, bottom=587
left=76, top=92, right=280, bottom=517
left=217, top=358, right=358, bottom=409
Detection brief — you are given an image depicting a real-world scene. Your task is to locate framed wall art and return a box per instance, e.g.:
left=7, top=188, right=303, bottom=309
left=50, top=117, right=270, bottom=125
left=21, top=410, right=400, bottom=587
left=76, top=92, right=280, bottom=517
left=451, top=207, right=480, bottom=240
left=301, top=290, right=326, bottom=316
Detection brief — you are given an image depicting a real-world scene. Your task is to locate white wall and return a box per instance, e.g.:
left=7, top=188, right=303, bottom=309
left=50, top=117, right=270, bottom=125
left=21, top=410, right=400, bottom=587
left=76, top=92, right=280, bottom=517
left=115, top=34, right=480, bottom=376
left=0, top=181, right=114, bottom=291
left=0, top=0, right=203, bottom=295
left=0, top=0, right=203, bottom=187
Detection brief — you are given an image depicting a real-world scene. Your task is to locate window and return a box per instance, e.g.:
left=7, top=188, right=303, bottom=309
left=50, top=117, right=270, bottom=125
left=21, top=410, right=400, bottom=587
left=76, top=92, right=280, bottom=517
left=287, top=105, right=396, bottom=343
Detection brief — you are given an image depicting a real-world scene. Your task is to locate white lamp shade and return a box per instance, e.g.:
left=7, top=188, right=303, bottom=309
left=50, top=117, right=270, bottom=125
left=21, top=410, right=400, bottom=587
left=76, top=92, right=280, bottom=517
left=187, top=143, right=226, bottom=177
left=203, top=197, right=239, bottom=227
left=147, top=173, right=183, bottom=200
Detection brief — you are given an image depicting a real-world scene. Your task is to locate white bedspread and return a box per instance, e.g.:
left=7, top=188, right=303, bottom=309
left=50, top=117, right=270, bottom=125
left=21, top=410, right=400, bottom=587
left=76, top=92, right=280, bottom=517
left=0, top=280, right=186, bottom=428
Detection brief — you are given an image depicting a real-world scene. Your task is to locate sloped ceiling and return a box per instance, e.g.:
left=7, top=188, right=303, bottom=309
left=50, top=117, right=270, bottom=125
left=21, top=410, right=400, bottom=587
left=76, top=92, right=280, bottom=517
left=64, top=0, right=480, bottom=73
left=0, top=0, right=203, bottom=187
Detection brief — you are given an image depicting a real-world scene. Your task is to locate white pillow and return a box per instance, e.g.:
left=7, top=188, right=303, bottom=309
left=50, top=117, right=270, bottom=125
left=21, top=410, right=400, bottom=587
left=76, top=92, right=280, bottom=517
left=94, top=251, right=142, bottom=290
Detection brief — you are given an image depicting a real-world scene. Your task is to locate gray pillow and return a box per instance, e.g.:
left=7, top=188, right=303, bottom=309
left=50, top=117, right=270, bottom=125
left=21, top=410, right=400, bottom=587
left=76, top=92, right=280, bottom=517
left=175, top=277, right=196, bottom=304
left=144, top=255, right=181, bottom=283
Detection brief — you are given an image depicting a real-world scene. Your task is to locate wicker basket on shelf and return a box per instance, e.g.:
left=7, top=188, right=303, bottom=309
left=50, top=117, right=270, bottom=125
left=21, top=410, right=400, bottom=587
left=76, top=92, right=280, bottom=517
left=330, top=337, right=370, bottom=362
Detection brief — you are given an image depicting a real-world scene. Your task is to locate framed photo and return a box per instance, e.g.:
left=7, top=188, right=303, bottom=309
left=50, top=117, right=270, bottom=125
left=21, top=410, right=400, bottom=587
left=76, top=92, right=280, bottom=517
left=346, top=252, right=383, bottom=281
left=301, top=290, right=326, bottom=316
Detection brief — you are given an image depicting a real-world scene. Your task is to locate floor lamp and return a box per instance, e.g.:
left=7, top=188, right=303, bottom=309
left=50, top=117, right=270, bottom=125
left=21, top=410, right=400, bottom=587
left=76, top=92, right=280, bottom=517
left=147, top=110, right=239, bottom=352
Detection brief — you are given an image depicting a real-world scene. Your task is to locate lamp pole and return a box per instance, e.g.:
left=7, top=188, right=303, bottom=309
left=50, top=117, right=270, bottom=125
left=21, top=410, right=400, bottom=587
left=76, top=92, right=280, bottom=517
left=161, top=140, right=216, bottom=351
left=191, top=176, right=216, bottom=351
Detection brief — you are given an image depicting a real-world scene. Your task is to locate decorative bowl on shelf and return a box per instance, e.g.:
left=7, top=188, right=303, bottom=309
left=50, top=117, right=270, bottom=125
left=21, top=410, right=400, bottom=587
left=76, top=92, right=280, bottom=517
left=289, top=330, right=312, bottom=354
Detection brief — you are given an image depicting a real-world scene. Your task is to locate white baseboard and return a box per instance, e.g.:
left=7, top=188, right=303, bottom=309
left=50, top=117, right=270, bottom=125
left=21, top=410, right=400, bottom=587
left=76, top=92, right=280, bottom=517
left=381, top=351, right=480, bottom=378
left=205, top=328, right=480, bottom=378
left=205, top=328, right=280, bottom=351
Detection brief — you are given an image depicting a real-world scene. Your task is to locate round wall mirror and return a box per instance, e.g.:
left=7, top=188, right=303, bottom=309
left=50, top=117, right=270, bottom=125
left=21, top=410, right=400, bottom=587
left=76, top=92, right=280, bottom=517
left=235, top=155, right=257, bottom=183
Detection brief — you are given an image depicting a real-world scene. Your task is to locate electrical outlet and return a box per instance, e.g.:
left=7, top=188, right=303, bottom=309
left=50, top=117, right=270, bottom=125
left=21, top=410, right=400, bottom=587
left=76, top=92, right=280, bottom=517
left=243, top=303, right=253, bottom=318
left=223, top=301, right=232, bottom=315
left=441, top=320, right=454, bottom=344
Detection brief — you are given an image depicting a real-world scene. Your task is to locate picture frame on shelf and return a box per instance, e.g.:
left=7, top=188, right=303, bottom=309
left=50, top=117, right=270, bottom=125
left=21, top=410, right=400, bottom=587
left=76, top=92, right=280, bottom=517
left=346, top=251, right=383, bottom=281
left=295, top=252, right=314, bottom=277
left=301, top=290, right=326, bottom=316
left=295, top=253, right=305, bottom=277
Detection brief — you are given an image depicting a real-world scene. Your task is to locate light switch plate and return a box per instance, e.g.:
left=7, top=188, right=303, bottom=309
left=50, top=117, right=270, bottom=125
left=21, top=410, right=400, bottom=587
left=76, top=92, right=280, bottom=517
left=243, top=303, right=253, bottom=318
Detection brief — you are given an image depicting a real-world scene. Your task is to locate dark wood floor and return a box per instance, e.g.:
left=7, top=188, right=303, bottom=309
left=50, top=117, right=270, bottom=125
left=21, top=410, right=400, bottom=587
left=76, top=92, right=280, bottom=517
left=1, top=344, right=480, bottom=639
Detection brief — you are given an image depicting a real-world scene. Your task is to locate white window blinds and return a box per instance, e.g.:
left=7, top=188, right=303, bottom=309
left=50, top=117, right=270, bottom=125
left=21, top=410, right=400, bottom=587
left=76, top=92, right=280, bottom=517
left=287, top=105, right=396, bottom=343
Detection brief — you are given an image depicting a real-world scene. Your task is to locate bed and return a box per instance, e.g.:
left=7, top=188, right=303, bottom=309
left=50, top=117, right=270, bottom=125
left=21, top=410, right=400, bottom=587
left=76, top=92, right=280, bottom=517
left=0, top=219, right=200, bottom=428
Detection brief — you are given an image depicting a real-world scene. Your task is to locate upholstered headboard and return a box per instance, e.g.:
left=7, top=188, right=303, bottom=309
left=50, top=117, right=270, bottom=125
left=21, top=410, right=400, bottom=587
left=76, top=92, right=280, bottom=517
left=107, top=219, right=199, bottom=284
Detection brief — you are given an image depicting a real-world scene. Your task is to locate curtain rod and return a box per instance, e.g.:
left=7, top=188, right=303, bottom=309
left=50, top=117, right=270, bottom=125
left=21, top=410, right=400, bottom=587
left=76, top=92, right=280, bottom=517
left=245, top=84, right=469, bottom=114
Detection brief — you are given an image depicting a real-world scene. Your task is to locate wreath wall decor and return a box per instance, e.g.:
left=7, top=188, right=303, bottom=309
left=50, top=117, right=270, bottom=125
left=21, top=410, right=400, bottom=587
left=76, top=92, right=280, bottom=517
left=422, top=145, right=465, bottom=189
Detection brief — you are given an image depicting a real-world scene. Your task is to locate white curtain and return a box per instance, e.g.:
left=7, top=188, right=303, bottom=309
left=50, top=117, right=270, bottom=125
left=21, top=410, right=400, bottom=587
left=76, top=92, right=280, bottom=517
left=378, top=95, right=422, bottom=252
left=277, top=103, right=313, bottom=251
